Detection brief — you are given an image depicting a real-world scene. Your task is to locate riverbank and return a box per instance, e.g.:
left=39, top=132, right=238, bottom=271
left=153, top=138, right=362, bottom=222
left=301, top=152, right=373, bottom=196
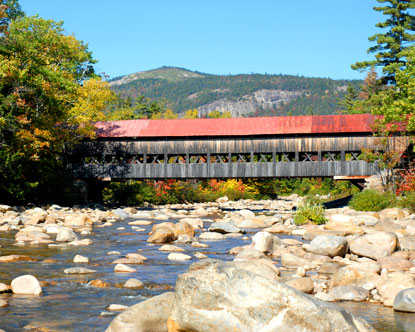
left=0, top=196, right=414, bottom=331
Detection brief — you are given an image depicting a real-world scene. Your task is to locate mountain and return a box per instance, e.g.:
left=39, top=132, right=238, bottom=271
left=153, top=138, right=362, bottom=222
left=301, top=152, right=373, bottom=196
left=109, top=66, right=362, bottom=117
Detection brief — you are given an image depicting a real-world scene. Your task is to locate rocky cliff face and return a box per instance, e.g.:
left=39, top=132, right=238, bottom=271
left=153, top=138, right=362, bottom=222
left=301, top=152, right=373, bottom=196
left=196, top=89, right=304, bottom=117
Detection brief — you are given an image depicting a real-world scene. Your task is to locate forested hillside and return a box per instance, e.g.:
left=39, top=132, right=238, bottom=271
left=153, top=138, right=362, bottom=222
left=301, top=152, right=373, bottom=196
left=109, top=66, right=362, bottom=117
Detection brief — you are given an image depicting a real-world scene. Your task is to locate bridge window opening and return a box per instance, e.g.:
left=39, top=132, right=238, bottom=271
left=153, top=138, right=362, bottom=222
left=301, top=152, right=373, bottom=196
left=276, top=153, right=295, bottom=162
left=345, top=152, right=362, bottom=161
left=168, top=155, right=187, bottom=164
left=299, top=152, right=318, bottom=162
left=189, top=155, right=206, bottom=164
left=84, top=156, right=100, bottom=164
left=147, top=154, right=165, bottom=164
left=126, top=154, right=144, bottom=164
left=253, top=153, right=273, bottom=163
left=323, top=152, right=341, bottom=161
left=211, top=154, right=228, bottom=163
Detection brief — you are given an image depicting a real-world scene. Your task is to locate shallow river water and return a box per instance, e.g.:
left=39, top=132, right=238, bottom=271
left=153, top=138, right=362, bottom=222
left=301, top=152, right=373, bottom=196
left=0, top=213, right=414, bottom=332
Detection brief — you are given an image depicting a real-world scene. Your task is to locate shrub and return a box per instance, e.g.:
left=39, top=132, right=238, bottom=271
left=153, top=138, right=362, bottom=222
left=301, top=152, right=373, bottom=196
left=293, top=202, right=327, bottom=225
left=400, top=191, right=415, bottom=213
left=348, top=189, right=396, bottom=212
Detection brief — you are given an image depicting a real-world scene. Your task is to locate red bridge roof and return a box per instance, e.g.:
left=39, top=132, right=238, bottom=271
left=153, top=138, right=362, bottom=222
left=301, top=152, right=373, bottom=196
left=95, top=114, right=377, bottom=138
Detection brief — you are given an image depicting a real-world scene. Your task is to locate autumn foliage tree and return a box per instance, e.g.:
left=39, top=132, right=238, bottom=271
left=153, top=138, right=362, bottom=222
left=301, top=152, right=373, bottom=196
left=0, top=11, right=113, bottom=203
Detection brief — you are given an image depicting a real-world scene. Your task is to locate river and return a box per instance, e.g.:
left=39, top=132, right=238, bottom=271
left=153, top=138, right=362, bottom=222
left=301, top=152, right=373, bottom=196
left=0, top=211, right=414, bottom=332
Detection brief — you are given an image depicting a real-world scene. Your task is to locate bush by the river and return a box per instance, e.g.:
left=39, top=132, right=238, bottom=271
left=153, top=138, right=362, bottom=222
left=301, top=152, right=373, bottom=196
left=348, top=189, right=397, bottom=212
left=102, top=178, right=358, bottom=206
left=293, top=202, right=327, bottom=225
left=400, top=191, right=415, bottom=213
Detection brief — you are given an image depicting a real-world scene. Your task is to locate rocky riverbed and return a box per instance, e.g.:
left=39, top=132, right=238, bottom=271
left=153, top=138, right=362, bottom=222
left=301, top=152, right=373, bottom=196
left=0, top=195, right=414, bottom=331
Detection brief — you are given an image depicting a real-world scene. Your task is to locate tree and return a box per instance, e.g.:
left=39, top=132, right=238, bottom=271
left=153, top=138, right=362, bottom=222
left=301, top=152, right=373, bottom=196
left=0, top=15, right=113, bottom=203
left=357, top=46, right=415, bottom=192
left=184, top=109, right=198, bottom=119
left=352, top=0, right=415, bottom=84
left=342, top=68, right=386, bottom=114
left=106, top=95, right=167, bottom=120
left=207, top=110, right=232, bottom=118
left=0, top=0, right=24, bottom=33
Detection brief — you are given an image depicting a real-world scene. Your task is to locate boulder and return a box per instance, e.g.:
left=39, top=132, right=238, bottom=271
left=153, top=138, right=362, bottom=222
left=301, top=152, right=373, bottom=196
left=379, top=208, right=407, bottom=220
left=323, top=222, right=364, bottom=235
left=113, top=208, right=129, bottom=219
left=329, top=286, right=369, bottom=301
left=178, top=217, right=203, bottom=229
left=238, top=209, right=255, bottom=219
left=56, top=227, right=78, bottom=242
left=329, top=266, right=381, bottom=289
left=306, top=235, right=348, bottom=258
left=349, top=232, right=398, bottom=260
left=11, top=275, right=42, bottom=295
left=198, top=232, right=224, bottom=240
left=114, top=264, right=136, bottom=273
left=106, top=292, right=174, bottom=332
left=399, top=236, right=415, bottom=251
left=147, top=227, right=176, bottom=243
left=264, top=223, right=291, bottom=234
left=124, top=278, right=144, bottom=289
left=64, top=214, right=92, bottom=227
left=208, top=222, right=243, bottom=234
left=377, top=256, right=414, bottom=272
left=173, top=221, right=194, bottom=238
left=167, top=259, right=373, bottom=332
left=393, top=288, right=415, bottom=312
left=285, top=277, right=314, bottom=294
left=281, top=253, right=309, bottom=269
left=377, top=272, right=415, bottom=306
left=159, top=244, right=185, bottom=252
left=73, top=255, right=89, bottom=263
left=167, top=253, right=192, bottom=261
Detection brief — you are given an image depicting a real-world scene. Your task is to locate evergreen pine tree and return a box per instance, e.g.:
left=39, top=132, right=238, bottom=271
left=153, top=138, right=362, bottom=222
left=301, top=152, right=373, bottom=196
left=352, top=0, right=415, bottom=84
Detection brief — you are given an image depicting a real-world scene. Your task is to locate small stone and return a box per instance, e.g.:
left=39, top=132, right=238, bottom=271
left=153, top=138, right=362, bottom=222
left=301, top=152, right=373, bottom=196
left=0, top=300, right=8, bottom=308
left=73, top=255, right=89, bottom=263
left=296, top=266, right=306, bottom=277
left=167, top=253, right=192, bottom=261
left=124, top=278, right=144, bottom=289
left=199, top=232, right=225, bottom=240
left=107, top=251, right=121, bottom=255
left=69, top=239, right=93, bottom=246
left=194, top=252, right=208, bottom=259
left=159, top=244, right=185, bottom=252
left=0, top=255, right=36, bottom=263
left=191, top=242, right=209, bottom=248
left=89, top=279, right=111, bottom=288
left=0, top=283, right=9, bottom=293
left=64, top=267, right=96, bottom=274
left=107, top=304, right=129, bottom=311
left=11, top=275, right=42, bottom=295
left=114, top=264, right=136, bottom=273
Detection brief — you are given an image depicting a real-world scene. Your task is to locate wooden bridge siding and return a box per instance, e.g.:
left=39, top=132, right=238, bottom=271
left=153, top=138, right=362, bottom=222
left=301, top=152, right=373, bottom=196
left=69, top=135, right=386, bottom=157
left=70, top=160, right=377, bottom=180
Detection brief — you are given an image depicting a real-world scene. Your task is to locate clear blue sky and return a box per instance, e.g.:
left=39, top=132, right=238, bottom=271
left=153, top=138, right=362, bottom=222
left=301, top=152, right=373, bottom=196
left=19, top=0, right=384, bottom=80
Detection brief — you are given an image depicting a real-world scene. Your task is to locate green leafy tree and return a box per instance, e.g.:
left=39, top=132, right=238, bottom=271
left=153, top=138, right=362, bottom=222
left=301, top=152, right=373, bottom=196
left=352, top=0, right=415, bottom=84
left=0, top=0, right=24, bottom=33
left=0, top=14, right=112, bottom=203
